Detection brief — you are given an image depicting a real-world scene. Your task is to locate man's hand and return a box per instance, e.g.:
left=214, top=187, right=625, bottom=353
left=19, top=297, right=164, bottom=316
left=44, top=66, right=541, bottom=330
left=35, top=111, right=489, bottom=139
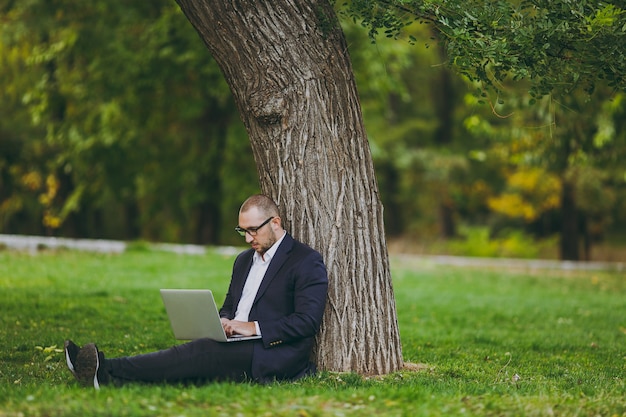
left=220, top=318, right=257, bottom=337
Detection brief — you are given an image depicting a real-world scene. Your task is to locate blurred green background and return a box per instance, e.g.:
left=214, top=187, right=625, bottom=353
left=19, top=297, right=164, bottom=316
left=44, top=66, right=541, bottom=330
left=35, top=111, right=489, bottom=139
left=1, top=1, right=625, bottom=261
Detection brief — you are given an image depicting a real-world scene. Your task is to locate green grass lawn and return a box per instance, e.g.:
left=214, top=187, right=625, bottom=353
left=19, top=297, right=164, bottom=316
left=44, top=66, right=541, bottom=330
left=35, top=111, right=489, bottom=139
left=0, top=248, right=624, bottom=416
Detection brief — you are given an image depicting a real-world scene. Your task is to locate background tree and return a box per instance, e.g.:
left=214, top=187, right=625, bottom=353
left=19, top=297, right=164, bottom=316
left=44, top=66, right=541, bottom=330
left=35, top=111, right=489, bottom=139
left=347, top=0, right=626, bottom=260
left=0, top=0, right=257, bottom=244
left=466, top=88, right=626, bottom=260
left=0, top=31, right=47, bottom=234
left=344, top=22, right=474, bottom=241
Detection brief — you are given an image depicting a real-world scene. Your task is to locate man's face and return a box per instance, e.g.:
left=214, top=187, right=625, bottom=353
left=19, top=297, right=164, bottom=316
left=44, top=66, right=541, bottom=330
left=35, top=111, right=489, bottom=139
left=238, top=207, right=279, bottom=256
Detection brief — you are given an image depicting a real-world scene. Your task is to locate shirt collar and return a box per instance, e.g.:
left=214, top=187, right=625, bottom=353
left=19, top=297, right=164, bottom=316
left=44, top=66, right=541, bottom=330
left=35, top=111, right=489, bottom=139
left=253, top=230, right=287, bottom=263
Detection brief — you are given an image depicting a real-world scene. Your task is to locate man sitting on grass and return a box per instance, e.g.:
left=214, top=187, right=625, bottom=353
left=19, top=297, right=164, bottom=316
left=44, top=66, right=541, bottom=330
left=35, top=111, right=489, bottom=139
left=64, top=194, right=328, bottom=388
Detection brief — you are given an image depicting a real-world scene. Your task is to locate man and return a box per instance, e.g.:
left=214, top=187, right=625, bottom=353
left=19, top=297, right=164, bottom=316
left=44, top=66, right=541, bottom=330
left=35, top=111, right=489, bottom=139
left=64, top=194, right=328, bottom=388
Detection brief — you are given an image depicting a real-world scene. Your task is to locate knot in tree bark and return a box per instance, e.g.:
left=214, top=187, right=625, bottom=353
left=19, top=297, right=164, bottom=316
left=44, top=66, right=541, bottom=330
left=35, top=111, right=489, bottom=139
left=249, top=89, right=285, bottom=126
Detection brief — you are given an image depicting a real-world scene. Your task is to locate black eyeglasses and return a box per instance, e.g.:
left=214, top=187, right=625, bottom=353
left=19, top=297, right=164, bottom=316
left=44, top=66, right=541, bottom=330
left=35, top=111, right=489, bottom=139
left=234, top=217, right=274, bottom=237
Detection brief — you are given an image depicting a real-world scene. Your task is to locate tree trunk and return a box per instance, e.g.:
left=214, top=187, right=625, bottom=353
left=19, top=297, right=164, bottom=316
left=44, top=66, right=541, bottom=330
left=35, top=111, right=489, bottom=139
left=433, top=38, right=457, bottom=239
left=174, top=0, right=403, bottom=375
left=560, top=178, right=580, bottom=261
left=193, top=106, right=230, bottom=245
left=377, top=159, right=403, bottom=237
left=581, top=214, right=591, bottom=262
left=438, top=199, right=456, bottom=238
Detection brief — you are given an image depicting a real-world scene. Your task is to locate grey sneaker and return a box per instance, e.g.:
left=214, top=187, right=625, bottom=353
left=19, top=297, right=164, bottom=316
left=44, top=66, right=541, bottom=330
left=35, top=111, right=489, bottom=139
left=64, top=340, right=80, bottom=378
left=75, top=343, right=101, bottom=390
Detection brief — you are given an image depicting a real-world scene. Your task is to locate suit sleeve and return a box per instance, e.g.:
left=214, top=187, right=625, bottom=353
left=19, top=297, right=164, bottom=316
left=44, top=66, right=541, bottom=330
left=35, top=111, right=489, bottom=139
left=219, top=250, right=252, bottom=319
left=257, top=250, right=328, bottom=347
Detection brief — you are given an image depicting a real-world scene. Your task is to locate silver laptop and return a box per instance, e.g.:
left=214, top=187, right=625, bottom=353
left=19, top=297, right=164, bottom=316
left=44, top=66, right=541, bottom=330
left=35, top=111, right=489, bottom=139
left=160, top=289, right=262, bottom=342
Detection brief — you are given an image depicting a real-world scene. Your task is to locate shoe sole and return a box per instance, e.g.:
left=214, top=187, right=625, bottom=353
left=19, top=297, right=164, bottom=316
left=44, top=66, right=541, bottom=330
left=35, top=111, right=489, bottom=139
left=76, top=343, right=100, bottom=390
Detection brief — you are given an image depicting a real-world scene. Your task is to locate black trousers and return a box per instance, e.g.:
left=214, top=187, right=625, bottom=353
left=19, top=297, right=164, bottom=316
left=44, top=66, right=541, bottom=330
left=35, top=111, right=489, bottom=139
left=102, top=338, right=255, bottom=385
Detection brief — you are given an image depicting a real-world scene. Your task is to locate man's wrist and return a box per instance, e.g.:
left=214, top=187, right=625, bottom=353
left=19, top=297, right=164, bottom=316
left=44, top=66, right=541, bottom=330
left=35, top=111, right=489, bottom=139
left=254, top=321, right=261, bottom=336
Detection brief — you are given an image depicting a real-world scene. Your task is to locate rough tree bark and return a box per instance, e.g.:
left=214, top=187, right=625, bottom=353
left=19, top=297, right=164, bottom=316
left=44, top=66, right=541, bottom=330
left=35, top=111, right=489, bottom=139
left=174, top=0, right=403, bottom=374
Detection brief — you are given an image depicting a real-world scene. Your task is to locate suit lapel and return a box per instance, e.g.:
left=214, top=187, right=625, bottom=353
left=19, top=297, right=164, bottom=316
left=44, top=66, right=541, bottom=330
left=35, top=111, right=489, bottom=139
left=253, top=233, right=293, bottom=304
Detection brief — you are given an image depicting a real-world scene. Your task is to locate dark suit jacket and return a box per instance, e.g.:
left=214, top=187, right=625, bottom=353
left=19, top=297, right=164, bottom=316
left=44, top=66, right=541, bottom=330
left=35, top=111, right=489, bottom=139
left=219, top=233, right=328, bottom=382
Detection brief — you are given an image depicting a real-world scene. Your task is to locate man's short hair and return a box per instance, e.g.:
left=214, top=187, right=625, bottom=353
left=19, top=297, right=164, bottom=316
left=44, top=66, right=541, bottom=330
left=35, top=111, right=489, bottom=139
left=240, top=194, right=280, bottom=218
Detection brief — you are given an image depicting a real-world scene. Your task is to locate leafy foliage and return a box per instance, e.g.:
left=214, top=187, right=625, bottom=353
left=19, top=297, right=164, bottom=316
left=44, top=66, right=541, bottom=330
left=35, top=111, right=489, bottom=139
left=488, top=167, right=561, bottom=222
left=342, top=0, right=626, bottom=98
left=0, top=0, right=257, bottom=242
